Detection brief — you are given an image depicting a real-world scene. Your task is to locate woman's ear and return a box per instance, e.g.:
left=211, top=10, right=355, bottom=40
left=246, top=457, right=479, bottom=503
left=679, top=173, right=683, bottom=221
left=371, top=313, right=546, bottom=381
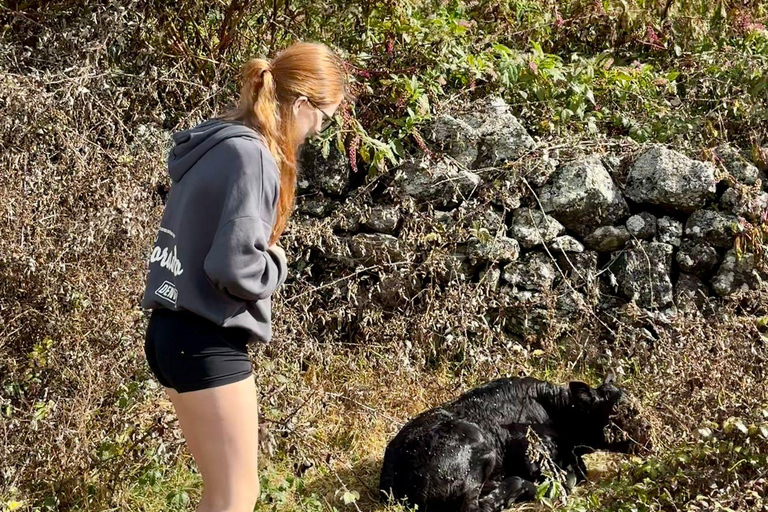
left=293, top=96, right=307, bottom=116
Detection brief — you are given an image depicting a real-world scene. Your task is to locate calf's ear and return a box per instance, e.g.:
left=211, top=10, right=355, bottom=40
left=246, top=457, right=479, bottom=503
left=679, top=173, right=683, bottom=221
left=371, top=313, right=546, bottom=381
left=569, top=381, right=596, bottom=406
left=602, top=384, right=623, bottom=405
left=603, top=370, right=617, bottom=386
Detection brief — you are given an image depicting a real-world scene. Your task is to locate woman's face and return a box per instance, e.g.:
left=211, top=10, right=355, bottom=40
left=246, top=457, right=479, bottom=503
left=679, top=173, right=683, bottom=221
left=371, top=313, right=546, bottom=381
left=292, top=96, right=343, bottom=142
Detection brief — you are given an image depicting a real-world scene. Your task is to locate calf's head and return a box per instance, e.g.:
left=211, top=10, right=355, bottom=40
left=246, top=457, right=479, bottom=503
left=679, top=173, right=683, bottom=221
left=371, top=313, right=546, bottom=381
left=568, top=372, right=652, bottom=455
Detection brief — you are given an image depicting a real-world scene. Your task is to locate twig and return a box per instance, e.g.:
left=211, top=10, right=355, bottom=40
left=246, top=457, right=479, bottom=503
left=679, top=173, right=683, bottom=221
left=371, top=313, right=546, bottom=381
left=285, top=262, right=408, bottom=303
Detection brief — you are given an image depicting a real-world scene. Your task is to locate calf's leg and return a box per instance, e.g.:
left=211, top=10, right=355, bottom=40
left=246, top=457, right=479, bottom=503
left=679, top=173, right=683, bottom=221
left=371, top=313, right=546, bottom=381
left=475, top=477, right=537, bottom=512
left=460, top=450, right=537, bottom=512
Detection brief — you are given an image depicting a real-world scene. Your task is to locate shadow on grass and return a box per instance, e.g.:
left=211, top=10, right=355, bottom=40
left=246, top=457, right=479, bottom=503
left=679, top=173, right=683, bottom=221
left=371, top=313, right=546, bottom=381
left=300, top=455, right=414, bottom=512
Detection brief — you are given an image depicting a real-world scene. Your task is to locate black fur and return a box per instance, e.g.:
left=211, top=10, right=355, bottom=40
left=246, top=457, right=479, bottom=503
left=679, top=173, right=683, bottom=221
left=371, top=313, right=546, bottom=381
left=379, top=375, right=649, bottom=512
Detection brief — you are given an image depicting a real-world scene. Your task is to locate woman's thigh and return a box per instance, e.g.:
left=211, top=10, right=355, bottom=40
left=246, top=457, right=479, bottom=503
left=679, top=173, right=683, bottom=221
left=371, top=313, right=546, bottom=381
left=166, top=375, right=261, bottom=508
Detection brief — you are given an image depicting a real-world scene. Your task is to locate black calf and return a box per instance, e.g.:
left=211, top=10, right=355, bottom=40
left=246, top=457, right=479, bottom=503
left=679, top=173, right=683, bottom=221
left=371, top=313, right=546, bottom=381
left=379, top=374, right=651, bottom=512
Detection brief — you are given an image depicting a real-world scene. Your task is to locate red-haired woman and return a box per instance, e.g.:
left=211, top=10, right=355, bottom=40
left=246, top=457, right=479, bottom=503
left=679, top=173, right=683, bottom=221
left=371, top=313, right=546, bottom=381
left=141, top=42, right=351, bottom=511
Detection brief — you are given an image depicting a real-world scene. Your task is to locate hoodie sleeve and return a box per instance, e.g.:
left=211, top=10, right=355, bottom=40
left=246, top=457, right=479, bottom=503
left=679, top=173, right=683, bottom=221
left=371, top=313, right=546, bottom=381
left=203, top=137, right=289, bottom=302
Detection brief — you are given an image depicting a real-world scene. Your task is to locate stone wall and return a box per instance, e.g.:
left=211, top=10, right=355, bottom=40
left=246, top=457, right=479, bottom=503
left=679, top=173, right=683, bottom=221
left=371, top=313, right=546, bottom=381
left=292, top=96, right=768, bottom=335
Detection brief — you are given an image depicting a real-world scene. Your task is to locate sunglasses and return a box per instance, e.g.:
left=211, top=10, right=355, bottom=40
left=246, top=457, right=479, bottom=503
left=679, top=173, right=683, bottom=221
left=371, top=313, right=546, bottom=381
left=306, top=97, right=339, bottom=133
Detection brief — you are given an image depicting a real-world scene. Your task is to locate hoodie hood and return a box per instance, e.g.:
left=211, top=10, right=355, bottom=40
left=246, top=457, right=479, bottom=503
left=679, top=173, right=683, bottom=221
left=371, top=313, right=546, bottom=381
left=168, top=119, right=264, bottom=182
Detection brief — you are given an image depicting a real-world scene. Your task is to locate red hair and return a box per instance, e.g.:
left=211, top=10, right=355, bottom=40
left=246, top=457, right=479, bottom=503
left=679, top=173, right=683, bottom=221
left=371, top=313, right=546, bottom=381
left=219, top=42, right=351, bottom=244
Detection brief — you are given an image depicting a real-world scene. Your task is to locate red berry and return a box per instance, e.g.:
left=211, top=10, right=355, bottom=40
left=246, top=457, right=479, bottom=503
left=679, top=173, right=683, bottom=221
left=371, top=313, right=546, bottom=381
left=348, top=135, right=360, bottom=173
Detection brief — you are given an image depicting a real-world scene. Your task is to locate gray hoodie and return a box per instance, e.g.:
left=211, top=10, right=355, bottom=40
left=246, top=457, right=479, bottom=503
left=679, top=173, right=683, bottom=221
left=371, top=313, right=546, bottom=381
left=140, top=118, right=288, bottom=343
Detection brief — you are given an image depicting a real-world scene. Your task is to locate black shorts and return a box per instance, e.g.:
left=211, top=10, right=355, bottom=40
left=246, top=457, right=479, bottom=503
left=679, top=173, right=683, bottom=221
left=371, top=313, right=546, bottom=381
left=143, top=307, right=253, bottom=393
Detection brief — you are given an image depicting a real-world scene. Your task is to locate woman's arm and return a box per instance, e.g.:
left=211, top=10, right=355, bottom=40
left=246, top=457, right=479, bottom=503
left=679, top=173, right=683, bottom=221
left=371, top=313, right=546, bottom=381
left=203, top=137, right=288, bottom=301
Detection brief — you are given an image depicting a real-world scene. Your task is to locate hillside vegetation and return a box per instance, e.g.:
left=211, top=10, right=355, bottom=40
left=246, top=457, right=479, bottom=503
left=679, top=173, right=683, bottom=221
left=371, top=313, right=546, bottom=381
left=1, top=1, right=767, bottom=511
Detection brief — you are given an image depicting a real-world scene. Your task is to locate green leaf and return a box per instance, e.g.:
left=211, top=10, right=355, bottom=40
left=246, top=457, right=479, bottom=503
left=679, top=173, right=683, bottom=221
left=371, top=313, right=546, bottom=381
left=585, top=88, right=595, bottom=105
left=322, top=139, right=331, bottom=160
left=724, top=416, right=749, bottom=435
left=536, top=481, right=551, bottom=499
left=390, top=139, right=404, bottom=157
left=166, top=490, right=189, bottom=508
left=341, top=490, right=359, bottom=504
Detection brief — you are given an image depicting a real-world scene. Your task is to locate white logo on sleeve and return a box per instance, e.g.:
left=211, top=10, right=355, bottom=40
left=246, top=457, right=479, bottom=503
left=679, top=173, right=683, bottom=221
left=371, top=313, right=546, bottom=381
left=155, top=281, right=178, bottom=304
left=150, top=243, right=184, bottom=276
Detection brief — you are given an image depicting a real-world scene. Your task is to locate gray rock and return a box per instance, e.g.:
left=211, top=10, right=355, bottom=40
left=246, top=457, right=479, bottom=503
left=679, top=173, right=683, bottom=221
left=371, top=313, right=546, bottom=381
left=711, top=250, right=768, bottom=296
left=497, top=288, right=551, bottom=336
left=322, top=236, right=356, bottom=266
left=626, top=145, right=717, bottom=213
left=467, top=236, right=520, bottom=264
left=550, top=235, right=584, bottom=253
left=508, top=208, right=565, bottom=248
left=474, top=117, right=536, bottom=168
left=434, top=210, right=455, bottom=226
left=556, top=290, right=584, bottom=318
left=298, top=143, right=351, bottom=196
left=527, top=150, right=559, bottom=187
left=538, top=155, right=629, bottom=236
left=479, top=265, right=502, bottom=290
left=626, top=212, right=657, bottom=239
left=331, top=211, right=361, bottom=233
left=430, top=248, right=476, bottom=283
left=374, top=274, right=421, bottom=310
left=462, top=206, right=506, bottom=234
left=558, top=250, right=598, bottom=289
left=676, top=239, right=721, bottom=276
left=498, top=288, right=540, bottom=303
left=685, top=209, right=740, bottom=248
left=490, top=179, right=523, bottom=210
left=720, top=187, right=768, bottom=221
left=584, top=226, right=631, bottom=252
left=611, top=241, right=675, bottom=308
left=657, top=216, right=683, bottom=247
left=715, top=144, right=760, bottom=185
left=297, top=195, right=335, bottom=218
left=349, top=233, right=405, bottom=266
left=457, top=97, right=535, bottom=168
left=501, top=288, right=582, bottom=336
left=601, top=154, right=623, bottom=174
left=397, top=157, right=481, bottom=208
left=362, top=206, right=400, bottom=234
left=427, top=114, right=480, bottom=168
left=674, top=273, right=709, bottom=312
left=458, top=96, right=512, bottom=134
left=502, top=252, right=556, bottom=291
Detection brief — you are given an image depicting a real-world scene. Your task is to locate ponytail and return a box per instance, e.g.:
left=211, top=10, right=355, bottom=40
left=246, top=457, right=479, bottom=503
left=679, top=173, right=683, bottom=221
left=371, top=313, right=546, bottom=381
left=238, top=58, right=285, bottom=173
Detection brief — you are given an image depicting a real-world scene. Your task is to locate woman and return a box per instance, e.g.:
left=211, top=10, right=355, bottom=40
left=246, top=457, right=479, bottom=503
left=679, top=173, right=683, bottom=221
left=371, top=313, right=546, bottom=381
left=141, top=41, right=350, bottom=512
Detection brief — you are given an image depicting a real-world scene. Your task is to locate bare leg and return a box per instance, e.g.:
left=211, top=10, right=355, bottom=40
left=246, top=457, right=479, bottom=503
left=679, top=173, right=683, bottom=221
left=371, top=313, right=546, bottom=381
left=165, top=375, right=260, bottom=512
